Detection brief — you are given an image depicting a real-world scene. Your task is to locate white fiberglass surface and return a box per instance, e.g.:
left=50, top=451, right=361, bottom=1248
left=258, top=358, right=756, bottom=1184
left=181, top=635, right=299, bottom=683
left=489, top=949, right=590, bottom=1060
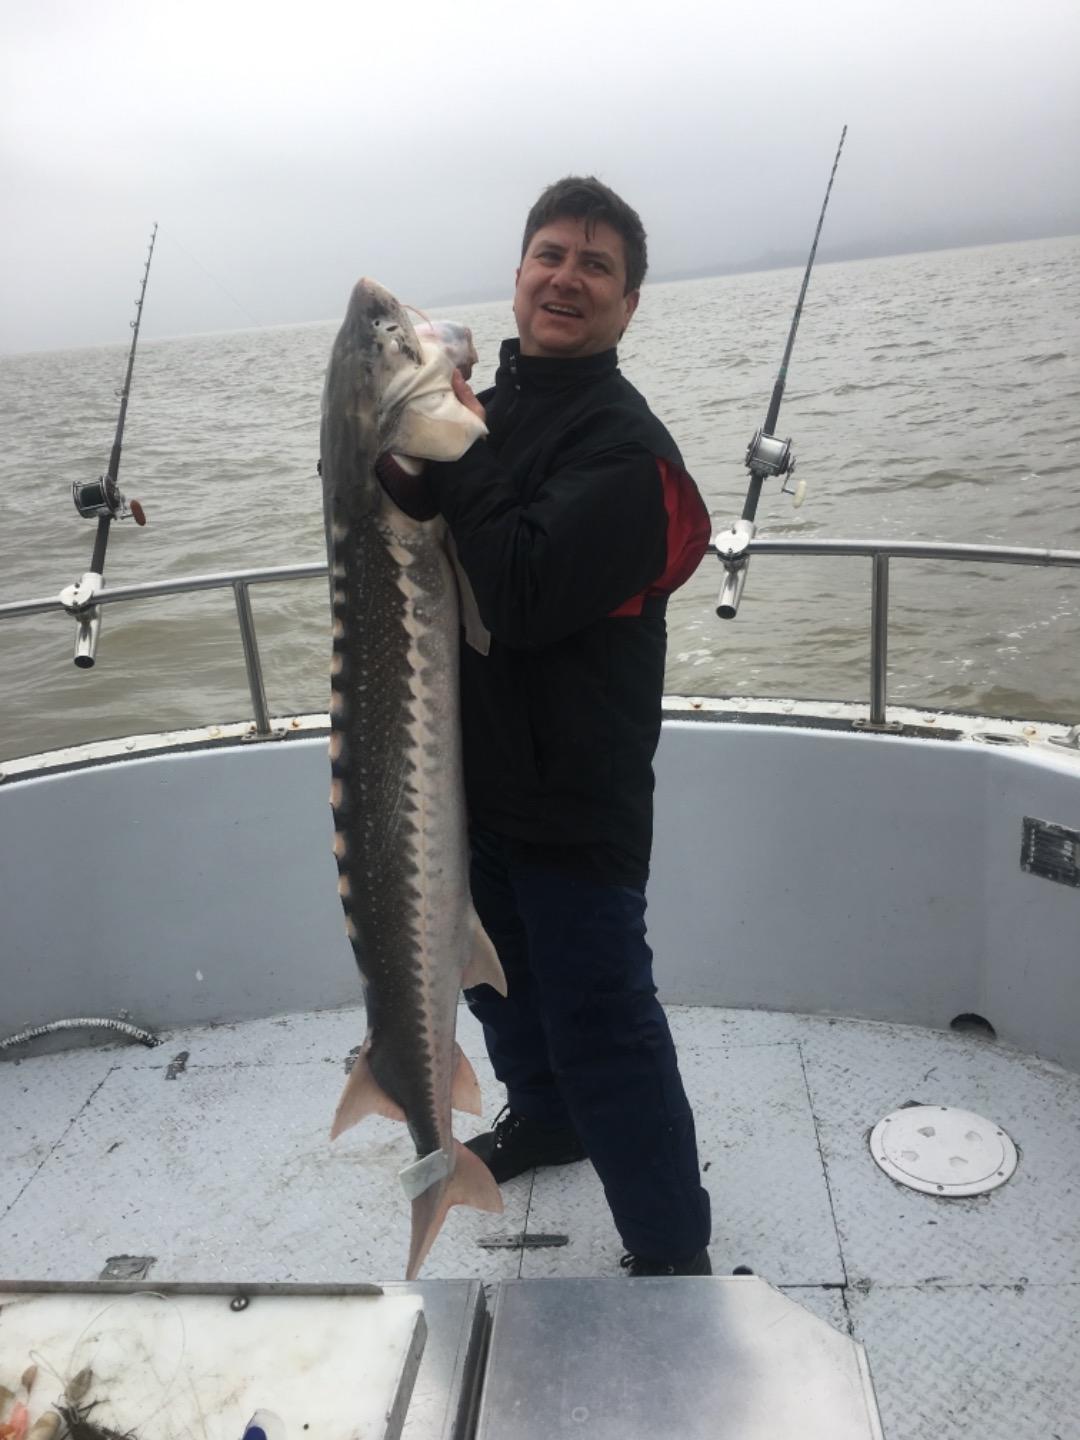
left=5, top=717, right=1079, bottom=1066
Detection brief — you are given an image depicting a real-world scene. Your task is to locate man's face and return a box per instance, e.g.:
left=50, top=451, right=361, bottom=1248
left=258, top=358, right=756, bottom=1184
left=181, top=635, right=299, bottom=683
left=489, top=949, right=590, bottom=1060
left=513, top=215, right=640, bottom=359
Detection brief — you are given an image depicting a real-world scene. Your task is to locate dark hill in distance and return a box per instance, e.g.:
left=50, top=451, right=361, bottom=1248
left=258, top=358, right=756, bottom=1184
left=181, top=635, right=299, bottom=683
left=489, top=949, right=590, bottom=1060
left=428, top=216, right=1079, bottom=309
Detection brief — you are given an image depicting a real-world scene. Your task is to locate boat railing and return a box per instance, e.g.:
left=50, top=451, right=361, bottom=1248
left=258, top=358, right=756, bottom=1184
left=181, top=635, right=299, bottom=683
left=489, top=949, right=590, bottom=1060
left=1, top=539, right=1078, bottom=741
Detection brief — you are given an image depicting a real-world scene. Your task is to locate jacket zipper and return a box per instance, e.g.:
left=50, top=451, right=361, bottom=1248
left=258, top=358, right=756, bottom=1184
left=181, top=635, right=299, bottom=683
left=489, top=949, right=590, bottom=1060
left=504, top=350, right=521, bottom=422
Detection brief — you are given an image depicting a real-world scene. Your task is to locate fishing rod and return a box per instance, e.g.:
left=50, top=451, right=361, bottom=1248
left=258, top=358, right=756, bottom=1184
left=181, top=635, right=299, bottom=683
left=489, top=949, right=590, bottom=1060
left=715, top=127, right=847, bottom=619
left=62, top=223, right=156, bottom=666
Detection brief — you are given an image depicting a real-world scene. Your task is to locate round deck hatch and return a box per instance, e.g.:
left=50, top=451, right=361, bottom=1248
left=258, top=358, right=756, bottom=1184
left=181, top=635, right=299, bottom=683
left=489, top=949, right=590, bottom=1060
left=869, top=1106, right=1018, bottom=1196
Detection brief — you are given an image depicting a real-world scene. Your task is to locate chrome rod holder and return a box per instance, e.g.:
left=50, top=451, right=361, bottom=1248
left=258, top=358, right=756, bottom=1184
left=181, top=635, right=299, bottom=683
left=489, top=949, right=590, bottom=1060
left=714, top=519, right=757, bottom=620
left=59, top=571, right=105, bottom=669
left=73, top=608, right=102, bottom=669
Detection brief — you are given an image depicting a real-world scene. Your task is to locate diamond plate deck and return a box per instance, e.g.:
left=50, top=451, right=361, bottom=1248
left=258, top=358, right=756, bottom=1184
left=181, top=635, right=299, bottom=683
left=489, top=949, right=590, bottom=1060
left=848, top=1283, right=1080, bottom=1440
left=520, top=1041, right=844, bottom=1284
left=2, top=1004, right=1078, bottom=1436
left=0, top=1047, right=116, bottom=1214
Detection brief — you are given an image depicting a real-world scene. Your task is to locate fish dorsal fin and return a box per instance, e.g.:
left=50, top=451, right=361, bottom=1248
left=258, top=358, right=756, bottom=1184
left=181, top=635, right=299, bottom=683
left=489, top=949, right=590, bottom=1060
left=452, top=1043, right=483, bottom=1116
left=462, top=913, right=507, bottom=996
left=329, top=1046, right=406, bottom=1139
left=387, top=341, right=487, bottom=462
left=405, top=1140, right=504, bottom=1279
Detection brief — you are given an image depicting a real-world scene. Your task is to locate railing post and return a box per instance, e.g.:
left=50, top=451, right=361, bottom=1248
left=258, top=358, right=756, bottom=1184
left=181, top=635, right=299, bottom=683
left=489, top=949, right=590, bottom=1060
left=870, top=554, right=889, bottom=725
left=233, top=581, right=273, bottom=737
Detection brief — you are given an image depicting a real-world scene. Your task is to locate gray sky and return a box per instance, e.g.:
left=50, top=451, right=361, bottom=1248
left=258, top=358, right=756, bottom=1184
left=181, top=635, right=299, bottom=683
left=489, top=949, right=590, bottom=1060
left=2, top=0, right=1078, bottom=353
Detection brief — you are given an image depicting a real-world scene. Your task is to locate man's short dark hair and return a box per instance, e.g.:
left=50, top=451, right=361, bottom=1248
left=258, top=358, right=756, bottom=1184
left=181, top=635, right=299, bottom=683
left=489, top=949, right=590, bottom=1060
left=521, top=176, right=647, bottom=294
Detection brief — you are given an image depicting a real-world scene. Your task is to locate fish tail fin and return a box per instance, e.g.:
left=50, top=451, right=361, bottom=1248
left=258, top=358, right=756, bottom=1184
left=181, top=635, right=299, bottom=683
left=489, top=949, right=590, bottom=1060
left=451, top=1043, right=483, bottom=1115
left=462, top=913, right=508, bottom=996
left=330, top=1049, right=406, bottom=1139
left=405, top=1140, right=504, bottom=1280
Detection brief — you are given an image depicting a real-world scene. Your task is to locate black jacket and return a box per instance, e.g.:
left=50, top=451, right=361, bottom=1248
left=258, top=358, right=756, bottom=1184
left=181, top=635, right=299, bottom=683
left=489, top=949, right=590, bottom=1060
left=428, top=340, right=709, bottom=887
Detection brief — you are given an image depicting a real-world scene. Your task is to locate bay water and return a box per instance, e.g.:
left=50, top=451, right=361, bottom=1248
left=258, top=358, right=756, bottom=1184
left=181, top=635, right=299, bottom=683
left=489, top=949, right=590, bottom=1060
left=1, top=234, right=1077, bottom=762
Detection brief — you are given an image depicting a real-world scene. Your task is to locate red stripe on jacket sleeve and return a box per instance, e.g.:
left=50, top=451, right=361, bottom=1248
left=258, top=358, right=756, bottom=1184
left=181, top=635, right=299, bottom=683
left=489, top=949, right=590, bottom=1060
left=608, top=457, right=711, bottom=618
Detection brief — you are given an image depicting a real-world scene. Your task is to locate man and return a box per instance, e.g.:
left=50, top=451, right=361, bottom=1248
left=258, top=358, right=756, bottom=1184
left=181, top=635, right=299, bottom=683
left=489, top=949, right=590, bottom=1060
left=420, top=177, right=713, bottom=1275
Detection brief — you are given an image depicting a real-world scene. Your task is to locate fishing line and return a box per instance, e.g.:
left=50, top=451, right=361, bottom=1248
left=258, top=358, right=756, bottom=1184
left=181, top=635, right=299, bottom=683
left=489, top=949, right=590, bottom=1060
left=29, top=1292, right=191, bottom=1435
left=165, top=231, right=265, bottom=330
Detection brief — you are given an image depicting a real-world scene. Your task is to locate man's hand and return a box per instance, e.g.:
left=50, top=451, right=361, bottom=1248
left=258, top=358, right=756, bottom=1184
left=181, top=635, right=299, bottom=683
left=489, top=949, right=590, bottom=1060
left=376, top=453, right=438, bottom=520
left=452, top=368, right=486, bottom=423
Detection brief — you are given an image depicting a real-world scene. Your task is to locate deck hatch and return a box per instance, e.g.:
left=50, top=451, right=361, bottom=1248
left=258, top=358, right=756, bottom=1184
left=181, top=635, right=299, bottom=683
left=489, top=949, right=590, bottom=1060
left=870, top=1105, right=1018, bottom=1196
left=1021, top=816, right=1080, bottom=888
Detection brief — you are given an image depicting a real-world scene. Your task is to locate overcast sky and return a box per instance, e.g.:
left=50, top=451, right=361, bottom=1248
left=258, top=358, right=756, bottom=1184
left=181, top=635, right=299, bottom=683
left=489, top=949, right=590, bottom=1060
left=2, top=0, right=1078, bottom=353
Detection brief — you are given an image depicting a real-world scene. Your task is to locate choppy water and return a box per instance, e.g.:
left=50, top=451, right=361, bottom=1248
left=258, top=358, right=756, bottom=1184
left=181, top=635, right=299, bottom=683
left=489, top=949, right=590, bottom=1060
left=1, top=235, right=1078, bottom=762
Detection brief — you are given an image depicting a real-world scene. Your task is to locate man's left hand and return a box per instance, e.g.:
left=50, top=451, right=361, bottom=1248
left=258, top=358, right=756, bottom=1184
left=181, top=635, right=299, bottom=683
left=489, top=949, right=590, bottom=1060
left=452, top=368, right=486, bottom=423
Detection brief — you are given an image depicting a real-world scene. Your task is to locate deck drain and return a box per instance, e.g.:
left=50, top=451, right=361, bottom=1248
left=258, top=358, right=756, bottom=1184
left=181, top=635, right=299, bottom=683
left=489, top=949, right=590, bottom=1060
left=869, top=1105, right=1017, bottom=1196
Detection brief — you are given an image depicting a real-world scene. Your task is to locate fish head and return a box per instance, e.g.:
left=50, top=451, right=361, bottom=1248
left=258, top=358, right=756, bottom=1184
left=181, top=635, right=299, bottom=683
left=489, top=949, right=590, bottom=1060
left=320, top=278, right=426, bottom=521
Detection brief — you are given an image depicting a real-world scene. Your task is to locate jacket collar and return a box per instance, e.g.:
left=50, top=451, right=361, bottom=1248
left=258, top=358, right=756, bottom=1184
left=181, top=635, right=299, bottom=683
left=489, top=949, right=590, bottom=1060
left=496, top=338, right=619, bottom=388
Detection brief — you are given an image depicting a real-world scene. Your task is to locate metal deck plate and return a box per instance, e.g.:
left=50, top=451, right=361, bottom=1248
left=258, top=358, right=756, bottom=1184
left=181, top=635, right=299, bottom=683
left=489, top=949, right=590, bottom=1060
left=521, top=1040, right=845, bottom=1283
left=475, top=1276, right=883, bottom=1439
left=4, top=1003, right=1080, bottom=1437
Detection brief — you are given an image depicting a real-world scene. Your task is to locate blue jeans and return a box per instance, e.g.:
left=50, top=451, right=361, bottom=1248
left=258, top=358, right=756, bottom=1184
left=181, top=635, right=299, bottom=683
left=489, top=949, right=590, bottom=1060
left=465, top=828, right=712, bottom=1263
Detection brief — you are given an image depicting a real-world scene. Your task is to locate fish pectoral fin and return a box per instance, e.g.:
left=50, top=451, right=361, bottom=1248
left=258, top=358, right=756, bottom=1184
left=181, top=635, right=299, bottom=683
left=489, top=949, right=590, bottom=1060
left=462, top=916, right=508, bottom=997
left=451, top=1043, right=483, bottom=1116
left=329, top=1051, right=407, bottom=1139
left=405, top=1140, right=505, bottom=1280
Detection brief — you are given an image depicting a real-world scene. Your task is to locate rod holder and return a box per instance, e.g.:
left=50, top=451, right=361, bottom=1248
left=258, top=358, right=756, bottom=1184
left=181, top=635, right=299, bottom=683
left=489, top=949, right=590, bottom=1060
left=713, top=519, right=756, bottom=620
left=717, top=564, right=750, bottom=620
left=59, top=571, right=105, bottom=670
left=74, top=609, right=102, bottom=668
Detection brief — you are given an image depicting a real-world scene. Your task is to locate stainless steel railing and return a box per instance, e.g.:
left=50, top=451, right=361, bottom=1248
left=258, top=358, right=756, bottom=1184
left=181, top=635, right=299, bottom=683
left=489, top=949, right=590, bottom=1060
left=741, top=539, right=1080, bottom=727
left=0, top=562, right=324, bottom=739
left=1, top=541, right=1078, bottom=738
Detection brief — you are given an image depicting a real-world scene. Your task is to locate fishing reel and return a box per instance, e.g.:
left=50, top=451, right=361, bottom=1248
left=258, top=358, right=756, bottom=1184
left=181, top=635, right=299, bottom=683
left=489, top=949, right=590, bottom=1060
left=72, top=474, right=147, bottom=525
left=715, top=430, right=808, bottom=618
left=745, top=428, right=806, bottom=508
left=64, top=475, right=147, bottom=670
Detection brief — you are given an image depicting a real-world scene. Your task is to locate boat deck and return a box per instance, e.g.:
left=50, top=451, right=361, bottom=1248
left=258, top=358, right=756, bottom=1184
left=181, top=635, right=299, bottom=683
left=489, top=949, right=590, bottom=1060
left=2, top=1003, right=1078, bottom=1439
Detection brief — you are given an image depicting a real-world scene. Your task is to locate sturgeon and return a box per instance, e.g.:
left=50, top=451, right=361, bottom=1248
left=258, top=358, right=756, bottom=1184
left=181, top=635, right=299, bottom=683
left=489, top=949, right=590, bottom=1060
left=320, top=278, right=506, bottom=1279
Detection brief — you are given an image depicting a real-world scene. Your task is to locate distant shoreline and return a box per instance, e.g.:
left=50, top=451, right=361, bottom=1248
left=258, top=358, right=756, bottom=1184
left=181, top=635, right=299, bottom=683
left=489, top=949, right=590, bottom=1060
left=430, top=226, right=1080, bottom=309
left=5, top=229, right=1077, bottom=358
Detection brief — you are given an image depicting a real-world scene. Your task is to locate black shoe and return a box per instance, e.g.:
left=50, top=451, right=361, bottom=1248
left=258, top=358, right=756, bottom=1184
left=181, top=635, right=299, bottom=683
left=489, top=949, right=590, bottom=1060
left=465, top=1106, right=587, bottom=1184
left=620, top=1248, right=713, bottom=1277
